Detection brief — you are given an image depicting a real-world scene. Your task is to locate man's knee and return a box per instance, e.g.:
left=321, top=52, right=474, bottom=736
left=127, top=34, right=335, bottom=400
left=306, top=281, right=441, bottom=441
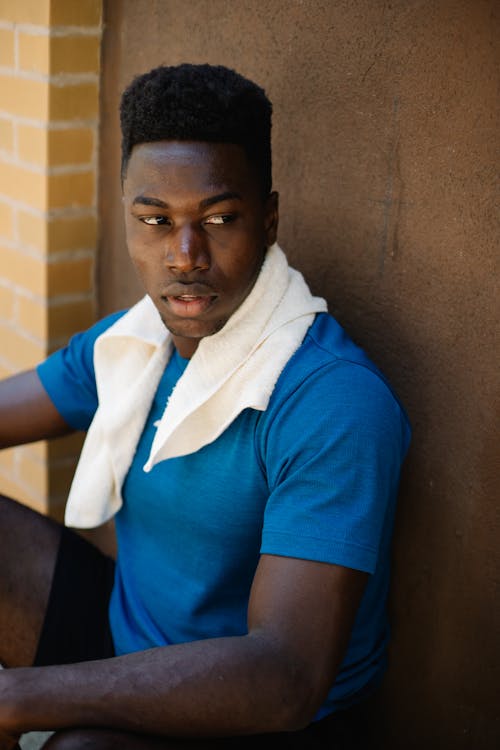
left=0, top=495, right=62, bottom=667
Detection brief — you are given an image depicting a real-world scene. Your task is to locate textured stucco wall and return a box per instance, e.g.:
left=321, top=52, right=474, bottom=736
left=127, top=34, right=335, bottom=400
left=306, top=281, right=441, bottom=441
left=97, top=1, right=499, bottom=746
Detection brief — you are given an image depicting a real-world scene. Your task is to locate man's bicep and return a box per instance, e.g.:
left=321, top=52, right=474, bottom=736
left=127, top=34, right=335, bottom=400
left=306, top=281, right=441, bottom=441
left=247, top=553, right=368, bottom=703
left=0, top=369, right=73, bottom=449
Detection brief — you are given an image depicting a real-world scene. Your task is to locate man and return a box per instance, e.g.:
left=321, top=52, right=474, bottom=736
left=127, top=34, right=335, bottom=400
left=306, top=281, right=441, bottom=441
left=0, top=64, right=411, bottom=749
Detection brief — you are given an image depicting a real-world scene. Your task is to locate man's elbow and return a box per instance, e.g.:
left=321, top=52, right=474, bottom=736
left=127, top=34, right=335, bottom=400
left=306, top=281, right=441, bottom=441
left=268, top=661, right=332, bottom=733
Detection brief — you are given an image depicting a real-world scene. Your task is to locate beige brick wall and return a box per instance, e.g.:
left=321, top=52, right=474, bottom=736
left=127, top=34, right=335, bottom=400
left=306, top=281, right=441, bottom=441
left=0, top=0, right=102, bottom=519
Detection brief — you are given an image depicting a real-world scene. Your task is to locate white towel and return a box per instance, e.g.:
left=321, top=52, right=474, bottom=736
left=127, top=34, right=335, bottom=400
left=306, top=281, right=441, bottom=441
left=65, top=244, right=327, bottom=528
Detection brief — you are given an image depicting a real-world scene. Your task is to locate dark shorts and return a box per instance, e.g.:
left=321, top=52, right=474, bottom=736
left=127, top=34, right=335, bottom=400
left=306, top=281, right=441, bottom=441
left=33, top=526, right=373, bottom=748
left=33, top=525, right=116, bottom=666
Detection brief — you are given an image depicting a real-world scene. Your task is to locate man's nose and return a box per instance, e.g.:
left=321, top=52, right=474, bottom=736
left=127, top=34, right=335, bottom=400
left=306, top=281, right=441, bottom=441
left=164, top=224, right=210, bottom=272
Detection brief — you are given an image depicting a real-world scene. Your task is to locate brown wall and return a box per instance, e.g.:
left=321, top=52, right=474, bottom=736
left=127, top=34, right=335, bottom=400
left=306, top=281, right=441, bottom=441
left=97, top=1, right=499, bottom=746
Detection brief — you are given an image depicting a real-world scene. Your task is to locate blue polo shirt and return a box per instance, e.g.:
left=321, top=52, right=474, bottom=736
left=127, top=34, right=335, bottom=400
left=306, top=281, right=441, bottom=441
left=37, top=311, right=411, bottom=719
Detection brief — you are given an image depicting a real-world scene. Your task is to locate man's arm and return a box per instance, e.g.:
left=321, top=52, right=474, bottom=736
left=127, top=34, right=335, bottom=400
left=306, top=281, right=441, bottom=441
left=0, top=369, right=73, bottom=449
left=0, top=554, right=367, bottom=739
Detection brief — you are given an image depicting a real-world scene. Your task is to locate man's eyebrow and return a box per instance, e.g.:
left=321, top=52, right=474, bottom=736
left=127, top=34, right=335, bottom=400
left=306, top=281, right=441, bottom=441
left=132, top=195, right=168, bottom=208
left=199, top=191, right=243, bottom=209
left=131, top=192, right=243, bottom=210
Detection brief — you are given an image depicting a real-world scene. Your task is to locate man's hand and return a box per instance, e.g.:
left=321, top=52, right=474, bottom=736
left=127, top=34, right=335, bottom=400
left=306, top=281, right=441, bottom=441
left=0, top=668, right=36, bottom=746
left=0, top=668, right=19, bottom=749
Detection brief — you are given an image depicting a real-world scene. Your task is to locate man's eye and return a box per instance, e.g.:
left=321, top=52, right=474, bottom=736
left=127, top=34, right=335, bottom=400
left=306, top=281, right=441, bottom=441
left=204, top=214, right=234, bottom=225
left=141, top=216, right=168, bottom=225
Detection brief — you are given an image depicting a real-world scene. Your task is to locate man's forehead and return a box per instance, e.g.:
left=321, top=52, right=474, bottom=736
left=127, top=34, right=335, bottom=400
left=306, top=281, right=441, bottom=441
left=125, top=140, right=260, bottom=195
left=129, top=140, right=247, bottom=167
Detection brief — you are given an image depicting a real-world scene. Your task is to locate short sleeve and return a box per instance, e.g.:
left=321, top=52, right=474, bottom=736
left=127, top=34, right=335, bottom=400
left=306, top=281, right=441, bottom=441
left=259, top=360, right=410, bottom=574
left=37, top=310, right=126, bottom=431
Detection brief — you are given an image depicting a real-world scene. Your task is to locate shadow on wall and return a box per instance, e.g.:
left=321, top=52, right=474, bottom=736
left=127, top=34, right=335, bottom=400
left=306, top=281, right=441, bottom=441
left=286, top=182, right=499, bottom=748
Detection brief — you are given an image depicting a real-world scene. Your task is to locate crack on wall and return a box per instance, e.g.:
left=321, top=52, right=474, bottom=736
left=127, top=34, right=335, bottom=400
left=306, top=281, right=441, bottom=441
left=370, top=96, right=409, bottom=277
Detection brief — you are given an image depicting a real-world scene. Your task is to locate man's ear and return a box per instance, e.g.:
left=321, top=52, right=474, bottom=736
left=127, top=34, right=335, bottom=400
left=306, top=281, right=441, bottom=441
left=264, top=191, right=279, bottom=246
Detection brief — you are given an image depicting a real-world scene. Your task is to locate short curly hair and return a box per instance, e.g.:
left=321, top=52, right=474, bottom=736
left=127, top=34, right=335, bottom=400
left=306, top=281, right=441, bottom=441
left=120, top=63, right=273, bottom=196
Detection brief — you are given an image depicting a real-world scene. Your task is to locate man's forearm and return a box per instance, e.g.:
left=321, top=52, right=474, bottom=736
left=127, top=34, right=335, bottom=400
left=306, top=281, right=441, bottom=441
left=0, top=634, right=314, bottom=739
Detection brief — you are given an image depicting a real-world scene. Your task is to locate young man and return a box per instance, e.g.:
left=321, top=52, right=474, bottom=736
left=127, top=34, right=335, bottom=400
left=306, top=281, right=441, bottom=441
left=0, top=64, right=411, bottom=749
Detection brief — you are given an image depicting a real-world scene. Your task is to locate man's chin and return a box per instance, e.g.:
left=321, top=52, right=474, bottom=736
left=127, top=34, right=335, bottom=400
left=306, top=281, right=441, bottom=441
left=160, top=316, right=228, bottom=342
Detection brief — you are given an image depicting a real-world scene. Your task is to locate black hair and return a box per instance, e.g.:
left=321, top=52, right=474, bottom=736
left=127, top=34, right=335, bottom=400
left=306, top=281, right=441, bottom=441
left=120, top=63, right=273, bottom=196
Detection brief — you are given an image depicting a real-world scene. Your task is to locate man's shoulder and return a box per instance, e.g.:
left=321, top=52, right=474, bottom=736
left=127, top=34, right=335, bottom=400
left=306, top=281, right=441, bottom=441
left=269, top=312, right=410, bottom=430
left=277, top=312, right=390, bottom=392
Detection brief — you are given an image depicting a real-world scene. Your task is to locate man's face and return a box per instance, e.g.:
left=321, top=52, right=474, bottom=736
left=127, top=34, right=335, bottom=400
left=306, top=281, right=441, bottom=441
left=123, top=141, right=279, bottom=358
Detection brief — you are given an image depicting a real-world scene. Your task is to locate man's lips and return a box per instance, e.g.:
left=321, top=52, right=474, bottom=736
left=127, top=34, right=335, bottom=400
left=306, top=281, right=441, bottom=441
left=161, top=283, right=217, bottom=318
left=162, top=282, right=216, bottom=298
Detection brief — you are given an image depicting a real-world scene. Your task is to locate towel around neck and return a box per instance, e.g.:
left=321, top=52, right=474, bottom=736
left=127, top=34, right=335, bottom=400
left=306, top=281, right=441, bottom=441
left=65, top=243, right=327, bottom=528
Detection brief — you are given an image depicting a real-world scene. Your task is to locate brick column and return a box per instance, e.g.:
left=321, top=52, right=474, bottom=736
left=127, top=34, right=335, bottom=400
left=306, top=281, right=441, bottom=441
left=0, top=0, right=102, bottom=519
